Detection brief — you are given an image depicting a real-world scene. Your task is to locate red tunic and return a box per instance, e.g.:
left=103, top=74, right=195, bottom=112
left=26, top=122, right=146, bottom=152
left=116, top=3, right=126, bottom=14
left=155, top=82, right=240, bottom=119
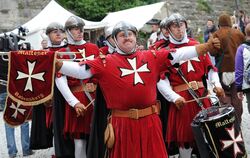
left=58, top=43, right=99, bottom=138
left=99, top=45, right=109, bottom=55
left=86, top=50, right=172, bottom=158
left=149, top=39, right=170, bottom=50
left=165, top=39, right=214, bottom=147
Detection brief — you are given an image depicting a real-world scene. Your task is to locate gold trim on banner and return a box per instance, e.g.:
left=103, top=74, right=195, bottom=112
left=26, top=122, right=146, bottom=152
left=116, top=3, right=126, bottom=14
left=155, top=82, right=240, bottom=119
left=3, top=95, right=33, bottom=127
left=6, top=50, right=56, bottom=106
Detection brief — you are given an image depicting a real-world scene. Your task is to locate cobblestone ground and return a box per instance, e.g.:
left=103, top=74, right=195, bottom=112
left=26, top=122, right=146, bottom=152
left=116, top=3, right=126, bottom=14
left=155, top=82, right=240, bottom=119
left=0, top=100, right=250, bottom=158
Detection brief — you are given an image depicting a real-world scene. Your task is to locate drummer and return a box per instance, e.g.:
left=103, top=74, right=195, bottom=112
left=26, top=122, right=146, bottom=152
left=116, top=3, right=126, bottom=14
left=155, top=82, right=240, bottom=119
left=156, top=13, right=225, bottom=157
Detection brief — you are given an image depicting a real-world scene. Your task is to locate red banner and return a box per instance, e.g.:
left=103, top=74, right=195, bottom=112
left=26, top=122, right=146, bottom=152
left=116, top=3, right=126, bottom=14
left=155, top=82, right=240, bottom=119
left=7, top=50, right=55, bottom=105
left=3, top=96, right=32, bottom=127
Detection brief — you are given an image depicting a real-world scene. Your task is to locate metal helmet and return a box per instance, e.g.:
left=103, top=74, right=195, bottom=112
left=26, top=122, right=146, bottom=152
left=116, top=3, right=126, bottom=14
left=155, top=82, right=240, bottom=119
left=46, top=22, right=64, bottom=35
left=104, top=25, right=114, bottom=39
left=160, top=16, right=168, bottom=29
left=112, top=21, right=138, bottom=38
left=163, top=13, right=187, bottom=28
left=64, top=16, right=85, bottom=31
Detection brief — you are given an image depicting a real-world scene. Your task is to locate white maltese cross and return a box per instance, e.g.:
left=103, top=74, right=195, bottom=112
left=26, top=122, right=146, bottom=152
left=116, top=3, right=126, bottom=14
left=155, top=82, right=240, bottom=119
left=220, top=125, right=243, bottom=158
left=179, top=57, right=200, bottom=72
left=119, top=57, right=150, bottom=85
left=16, top=61, right=45, bottom=92
left=9, top=102, right=26, bottom=119
left=78, top=49, right=95, bottom=61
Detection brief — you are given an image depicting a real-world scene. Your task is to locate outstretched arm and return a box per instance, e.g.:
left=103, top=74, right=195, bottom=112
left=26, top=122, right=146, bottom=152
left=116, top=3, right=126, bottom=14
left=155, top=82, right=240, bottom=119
left=56, top=61, right=93, bottom=79
left=171, top=37, right=220, bottom=64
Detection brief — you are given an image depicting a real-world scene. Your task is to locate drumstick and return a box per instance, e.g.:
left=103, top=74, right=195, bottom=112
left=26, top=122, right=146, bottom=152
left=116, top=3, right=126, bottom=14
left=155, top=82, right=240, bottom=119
left=184, top=95, right=210, bottom=103
left=85, top=99, right=95, bottom=109
left=76, top=99, right=95, bottom=117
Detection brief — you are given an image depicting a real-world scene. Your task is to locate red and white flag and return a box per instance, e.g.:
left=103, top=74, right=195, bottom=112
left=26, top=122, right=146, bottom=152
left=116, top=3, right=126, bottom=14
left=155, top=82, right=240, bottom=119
left=7, top=50, right=56, bottom=105
left=3, top=96, right=32, bottom=126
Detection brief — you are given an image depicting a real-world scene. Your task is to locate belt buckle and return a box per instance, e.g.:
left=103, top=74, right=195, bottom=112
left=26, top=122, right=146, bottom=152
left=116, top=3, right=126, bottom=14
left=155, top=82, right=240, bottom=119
left=189, top=81, right=198, bottom=90
left=129, top=109, right=139, bottom=119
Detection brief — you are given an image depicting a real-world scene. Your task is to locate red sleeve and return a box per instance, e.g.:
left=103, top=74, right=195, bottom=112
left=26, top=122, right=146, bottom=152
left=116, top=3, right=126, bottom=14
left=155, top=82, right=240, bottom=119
left=85, top=57, right=104, bottom=80
left=84, top=43, right=100, bottom=58
left=99, top=46, right=109, bottom=55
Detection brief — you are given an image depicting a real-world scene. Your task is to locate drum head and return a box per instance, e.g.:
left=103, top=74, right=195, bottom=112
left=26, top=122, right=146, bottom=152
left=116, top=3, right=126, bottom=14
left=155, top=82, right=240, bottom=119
left=193, top=105, right=234, bottom=123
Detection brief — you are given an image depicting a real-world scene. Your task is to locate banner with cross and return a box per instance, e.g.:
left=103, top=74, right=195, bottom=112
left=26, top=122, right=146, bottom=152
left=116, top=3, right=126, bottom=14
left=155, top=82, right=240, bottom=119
left=7, top=50, right=56, bottom=105
left=3, top=96, right=32, bottom=126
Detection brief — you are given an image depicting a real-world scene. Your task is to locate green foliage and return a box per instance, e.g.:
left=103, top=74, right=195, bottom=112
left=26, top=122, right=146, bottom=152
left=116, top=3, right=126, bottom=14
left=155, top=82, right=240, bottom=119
left=56, top=0, right=159, bottom=21
left=196, top=0, right=212, bottom=13
left=196, top=33, right=205, bottom=44
left=18, top=2, right=25, bottom=9
left=138, top=31, right=150, bottom=48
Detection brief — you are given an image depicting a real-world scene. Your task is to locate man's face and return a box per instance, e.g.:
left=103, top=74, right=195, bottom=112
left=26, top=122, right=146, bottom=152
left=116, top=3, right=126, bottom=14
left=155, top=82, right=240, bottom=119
left=49, top=30, right=64, bottom=45
left=41, top=40, right=48, bottom=49
left=70, top=27, right=83, bottom=41
left=207, top=20, right=214, bottom=28
left=116, top=30, right=136, bottom=53
left=169, top=21, right=186, bottom=39
left=151, top=24, right=159, bottom=32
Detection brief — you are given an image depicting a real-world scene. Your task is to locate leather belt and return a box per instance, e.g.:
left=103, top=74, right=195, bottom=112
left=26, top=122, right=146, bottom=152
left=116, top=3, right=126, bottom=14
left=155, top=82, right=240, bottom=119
left=70, top=83, right=97, bottom=92
left=173, top=81, right=204, bottom=92
left=111, top=101, right=161, bottom=120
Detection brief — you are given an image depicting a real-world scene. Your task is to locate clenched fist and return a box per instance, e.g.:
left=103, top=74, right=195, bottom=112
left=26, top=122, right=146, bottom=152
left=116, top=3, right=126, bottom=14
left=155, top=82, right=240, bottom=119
left=213, top=86, right=225, bottom=98
left=74, top=102, right=87, bottom=117
left=196, top=36, right=221, bottom=56
left=174, top=97, right=186, bottom=110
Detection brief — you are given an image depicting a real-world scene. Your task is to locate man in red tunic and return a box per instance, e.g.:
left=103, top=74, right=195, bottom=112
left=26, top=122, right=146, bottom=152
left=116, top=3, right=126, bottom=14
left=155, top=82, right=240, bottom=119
left=30, top=22, right=67, bottom=153
left=55, top=16, right=99, bottom=158
left=56, top=21, right=220, bottom=158
left=156, top=13, right=224, bottom=158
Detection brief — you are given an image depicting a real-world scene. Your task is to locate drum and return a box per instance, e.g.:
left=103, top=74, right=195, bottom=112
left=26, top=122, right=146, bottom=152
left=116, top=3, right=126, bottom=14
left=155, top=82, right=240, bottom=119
left=191, top=105, right=247, bottom=158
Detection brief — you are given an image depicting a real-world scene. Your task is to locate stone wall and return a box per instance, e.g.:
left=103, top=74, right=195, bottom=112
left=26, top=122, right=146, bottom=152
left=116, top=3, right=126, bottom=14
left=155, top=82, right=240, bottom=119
left=164, top=0, right=250, bottom=37
left=0, top=0, right=49, bottom=33
left=0, top=0, right=250, bottom=36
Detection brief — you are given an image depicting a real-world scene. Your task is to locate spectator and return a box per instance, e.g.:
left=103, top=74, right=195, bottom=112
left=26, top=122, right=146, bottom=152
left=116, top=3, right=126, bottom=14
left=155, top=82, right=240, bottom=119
left=186, top=27, right=194, bottom=38
left=231, top=10, right=239, bottom=30
left=41, top=39, right=48, bottom=50
left=204, top=19, right=217, bottom=42
left=0, top=84, right=6, bottom=111
left=2, top=86, right=33, bottom=158
left=211, top=13, right=245, bottom=124
left=146, top=18, right=161, bottom=48
left=204, top=19, right=217, bottom=65
left=238, top=10, right=250, bottom=34
left=5, top=122, right=33, bottom=158
left=235, top=23, right=250, bottom=114
left=97, top=35, right=106, bottom=48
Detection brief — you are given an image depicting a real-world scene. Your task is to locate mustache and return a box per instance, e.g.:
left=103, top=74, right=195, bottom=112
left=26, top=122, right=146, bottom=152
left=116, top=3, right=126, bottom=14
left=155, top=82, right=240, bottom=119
left=123, top=39, right=133, bottom=43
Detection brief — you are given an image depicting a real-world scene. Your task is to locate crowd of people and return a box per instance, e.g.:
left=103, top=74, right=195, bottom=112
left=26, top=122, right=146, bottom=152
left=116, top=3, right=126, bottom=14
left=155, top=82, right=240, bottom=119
left=0, top=8, right=250, bottom=158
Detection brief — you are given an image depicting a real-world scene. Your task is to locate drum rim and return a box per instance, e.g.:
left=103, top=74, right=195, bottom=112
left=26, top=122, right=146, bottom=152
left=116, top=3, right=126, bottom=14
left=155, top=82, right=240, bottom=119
left=196, top=105, right=234, bottom=122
